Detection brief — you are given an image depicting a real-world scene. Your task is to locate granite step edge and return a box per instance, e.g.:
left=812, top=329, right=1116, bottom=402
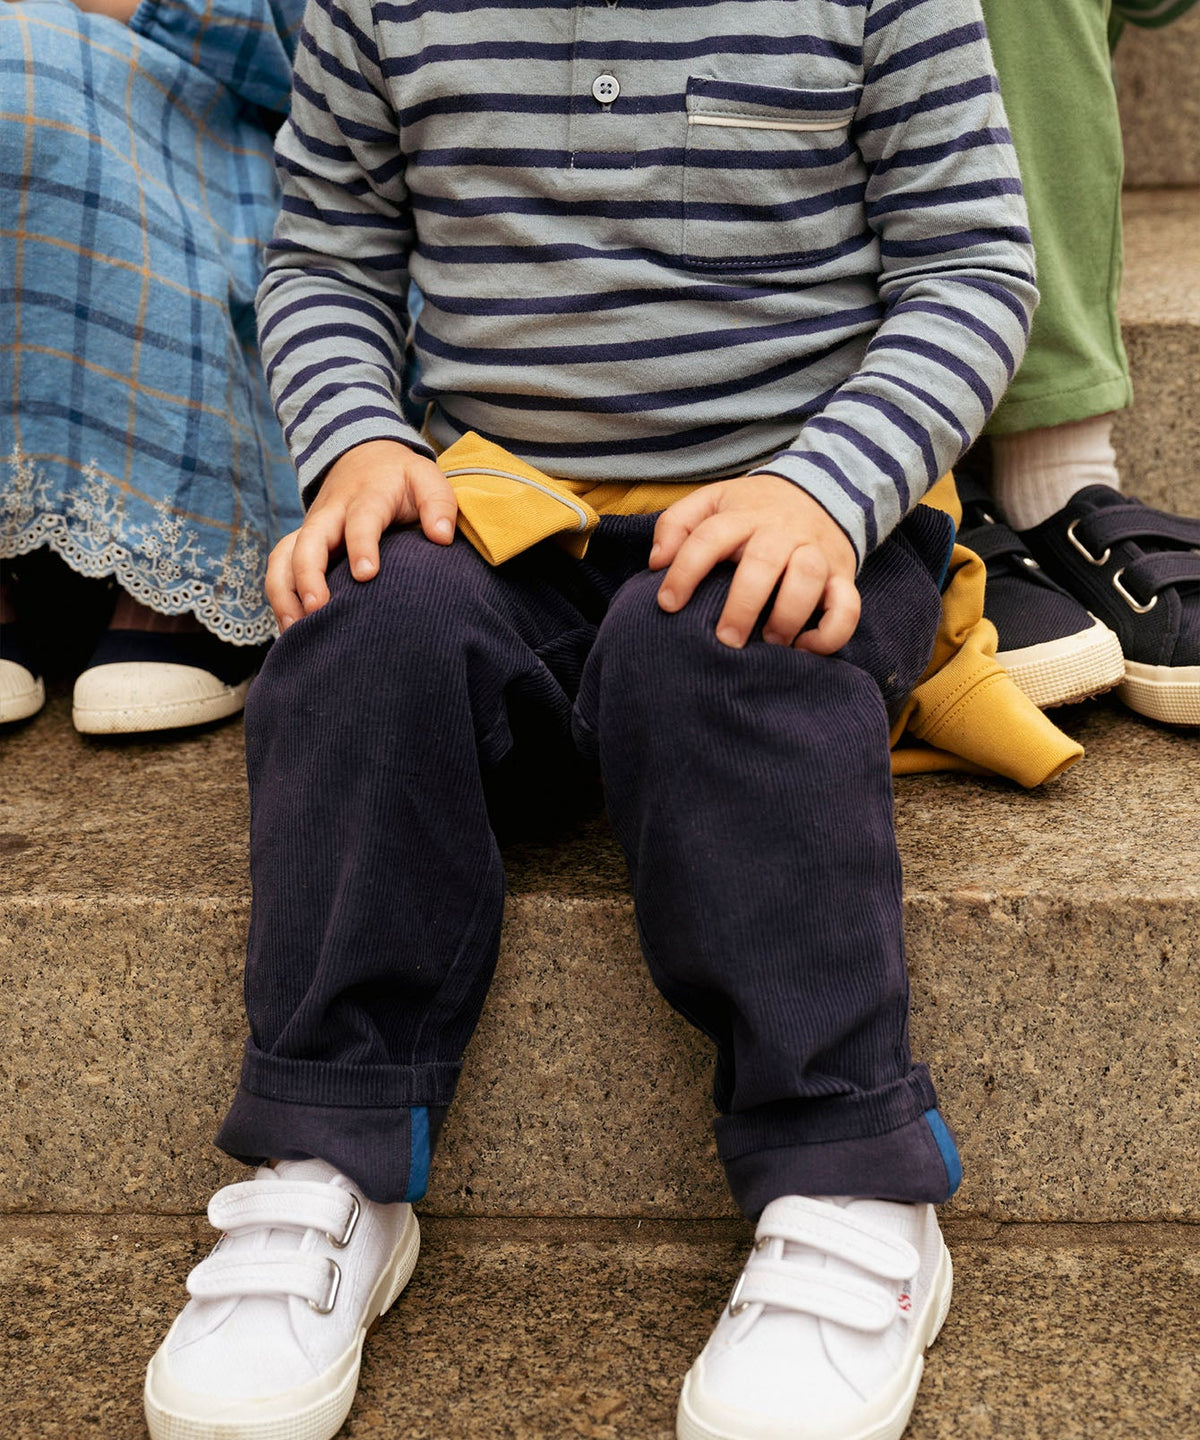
left=4, top=1215, right=1200, bottom=1440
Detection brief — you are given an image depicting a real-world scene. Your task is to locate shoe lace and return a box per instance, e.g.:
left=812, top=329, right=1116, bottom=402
left=185, top=1180, right=360, bottom=1313
left=729, top=1198, right=919, bottom=1335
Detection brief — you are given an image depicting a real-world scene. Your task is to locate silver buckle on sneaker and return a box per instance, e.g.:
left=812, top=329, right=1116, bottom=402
left=327, top=1193, right=360, bottom=1249
left=1112, top=568, right=1158, bottom=614
left=1066, top=519, right=1111, bottom=567
left=728, top=1272, right=749, bottom=1316
left=309, top=1258, right=342, bottom=1315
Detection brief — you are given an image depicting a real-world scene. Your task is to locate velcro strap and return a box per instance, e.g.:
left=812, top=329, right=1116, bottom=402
left=208, top=1181, right=356, bottom=1240
left=961, top=525, right=1028, bottom=567
left=737, top=1261, right=899, bottom=1333
left=1078, top=506, right=1200, bottom=551
left=187, top=1253, right=337, bottom=1307
left=755, top=1197, right=919, bottom=1281
left=1123, top=551, right=1200, bottom=596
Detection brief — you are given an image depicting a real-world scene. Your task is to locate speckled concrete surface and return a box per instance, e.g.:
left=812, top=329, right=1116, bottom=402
left=0, top=692, right=628, bottom=900
left=1116, top=190, right=1200, bottom=518
left=6, top=695, right=1198, bottom=904
left=1121, top=191, right=1200, bottom=331
left=1118, top=11, right=1200, bottom=189
left=1, top=1217, right=1198, bottom=1440
left=4, top=700, right=1200, bottom=1219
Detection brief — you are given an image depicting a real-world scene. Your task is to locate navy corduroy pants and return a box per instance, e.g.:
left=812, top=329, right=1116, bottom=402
left=217, top=509, right=963, bottom=1217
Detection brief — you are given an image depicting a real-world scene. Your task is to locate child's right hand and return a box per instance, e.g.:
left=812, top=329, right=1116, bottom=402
left=265, top=439, right=458, bottom=631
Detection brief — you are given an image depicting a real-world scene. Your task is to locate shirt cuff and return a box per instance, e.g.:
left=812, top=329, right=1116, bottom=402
left=747, top=455, right=874, bottom=569
left=294, top=413, right=436, bottom=506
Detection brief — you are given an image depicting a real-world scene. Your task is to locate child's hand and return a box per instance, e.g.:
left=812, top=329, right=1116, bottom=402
left=650, top=474, right=860, bottom=653
left=71, top=0, right=142, bottom=22
left=265, top=439, right=457, bottom=631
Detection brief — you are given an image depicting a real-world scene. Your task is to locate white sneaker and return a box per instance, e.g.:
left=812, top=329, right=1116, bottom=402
left=0, top=657, right=44, bottom=723
left=72, top=628, right=263, bottom=733
left=145, top=1159, right=420, bottom=1440
left=72, top=662, right=253, bottom=733
left=677, top=1196, right=952, bottom=1440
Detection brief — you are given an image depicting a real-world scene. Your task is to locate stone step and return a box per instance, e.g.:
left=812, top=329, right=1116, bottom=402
left=1113, top=189, right=1200, bottom=516
left=1, top=1214, right=1197, bottom=1439
left=5, top=690, right=1200, bottom=1222
left=1118, top=10, right=1200, bottom=189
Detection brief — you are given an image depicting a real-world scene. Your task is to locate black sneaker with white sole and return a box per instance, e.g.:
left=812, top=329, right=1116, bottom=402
left=956, top=478, right=1124, bottom=709
left=1019, top=486, right=1200, bottom=727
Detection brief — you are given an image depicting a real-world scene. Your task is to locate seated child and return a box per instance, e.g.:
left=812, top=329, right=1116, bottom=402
left=144, top=1, right=1037, bottom=1437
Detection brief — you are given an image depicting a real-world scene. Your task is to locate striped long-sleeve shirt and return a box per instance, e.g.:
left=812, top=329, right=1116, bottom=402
left=258, top=0, right=1038, bottom=562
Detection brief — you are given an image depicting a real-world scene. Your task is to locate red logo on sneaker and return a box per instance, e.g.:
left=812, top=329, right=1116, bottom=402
left=898, top=1293, right=912, bottom=1313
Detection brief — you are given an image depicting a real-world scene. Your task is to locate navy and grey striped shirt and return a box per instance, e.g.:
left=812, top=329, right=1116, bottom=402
left=259, top=0, right=1037, bottom=562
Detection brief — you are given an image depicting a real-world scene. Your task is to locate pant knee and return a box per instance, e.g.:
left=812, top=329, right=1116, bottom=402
left=577, top=564, right=889, bottom=747
left=247, top=531, right=504, bottom=741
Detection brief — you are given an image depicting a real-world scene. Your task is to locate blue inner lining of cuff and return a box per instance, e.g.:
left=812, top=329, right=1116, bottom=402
left=924, top=1107, right=963, bottom=1196
left=405, top=1105, right=430, bottom=1202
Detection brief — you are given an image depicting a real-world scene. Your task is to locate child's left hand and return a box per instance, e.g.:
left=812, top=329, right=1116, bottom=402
left=650, top=474, right=860, bottom=653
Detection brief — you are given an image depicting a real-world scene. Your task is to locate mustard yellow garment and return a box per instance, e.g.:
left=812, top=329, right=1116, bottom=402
left=433, top=433, right=1083, bottom=788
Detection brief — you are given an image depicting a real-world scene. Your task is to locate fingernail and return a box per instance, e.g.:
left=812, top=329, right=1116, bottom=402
left=354, top=558, right=373, bottom=578
left=717, top=627, right=741, bottom=648
left=649, top=542, right=661, bottom=560
left=658, top=588, right=676, bottom=610
left=302, top=592, right=318, bottom=610
left=280, top=617, right=293, bottom=632
left=763, top=632, right=782, bottom=647
left=435, top=518, right=454, bottom=541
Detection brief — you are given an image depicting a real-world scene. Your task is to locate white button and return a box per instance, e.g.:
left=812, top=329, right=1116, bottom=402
left=592, top=73, right=620, bottom=104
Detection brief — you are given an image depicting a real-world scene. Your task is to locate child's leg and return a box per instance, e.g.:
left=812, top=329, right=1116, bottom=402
left=576, top=509, right=961, bottom=1219
left=216, top=527, right=610, bottom=1201
left=578, top=512, right=960, bottom=1440
left=967, top=3, right=1200, bottom=726
left=982, top=0, right=1131, bottom=454
left=146, top=528, right=631, bottom=1440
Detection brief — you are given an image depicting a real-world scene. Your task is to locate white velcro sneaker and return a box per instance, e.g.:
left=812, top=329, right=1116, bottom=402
left=145, top=1158, right=419, bottom=1440
left=677, top=1195, right=952, bottom=1440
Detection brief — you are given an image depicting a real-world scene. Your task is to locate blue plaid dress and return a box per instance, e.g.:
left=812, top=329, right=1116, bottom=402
left=1, top=0, right=305, bottom=644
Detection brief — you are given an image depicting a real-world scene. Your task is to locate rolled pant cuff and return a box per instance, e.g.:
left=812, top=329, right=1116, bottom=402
left=715, top=1073, right=961, bottom=1218
left=215, top=1042, right=456, bottom=1203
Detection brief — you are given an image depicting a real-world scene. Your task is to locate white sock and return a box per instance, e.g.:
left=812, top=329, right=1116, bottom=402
left=991, top=414, right=1120, bottom=531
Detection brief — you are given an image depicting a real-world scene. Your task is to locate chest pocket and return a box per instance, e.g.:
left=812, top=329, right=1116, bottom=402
left=681, top=76, right=865, bottom=271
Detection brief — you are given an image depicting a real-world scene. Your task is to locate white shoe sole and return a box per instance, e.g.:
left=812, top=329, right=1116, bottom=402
left=995, top=617, right=1124, bottom=709
left=144, top=1209, right=420, bottom=1440
left=72, top=668, right=252, bottom=734
left=1120, top=661, right=1200, bottom=726
left=0, top=663, right=45, bottom=723
left=676, top=1244, right=954, bottom=1440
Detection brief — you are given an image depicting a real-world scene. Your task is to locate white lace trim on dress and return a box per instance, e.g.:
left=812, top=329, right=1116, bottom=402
left=1, top=449, right=276, bottom=646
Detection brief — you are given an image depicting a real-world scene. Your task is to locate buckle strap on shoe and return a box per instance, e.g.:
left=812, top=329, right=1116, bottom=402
left=1116, top=551, right=1200, bottom=602
left=208, top=1181, right=360, bottom=1247
left=187, top=1253, right=342, bottom=1313
left=1072, top=505, right=1200, bottom=554
left=732, top=1261, right=898, bottom=1333
left=754, top=1197, right=919, bottom=1281
left=960, top=525, right=1031, bottom=569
